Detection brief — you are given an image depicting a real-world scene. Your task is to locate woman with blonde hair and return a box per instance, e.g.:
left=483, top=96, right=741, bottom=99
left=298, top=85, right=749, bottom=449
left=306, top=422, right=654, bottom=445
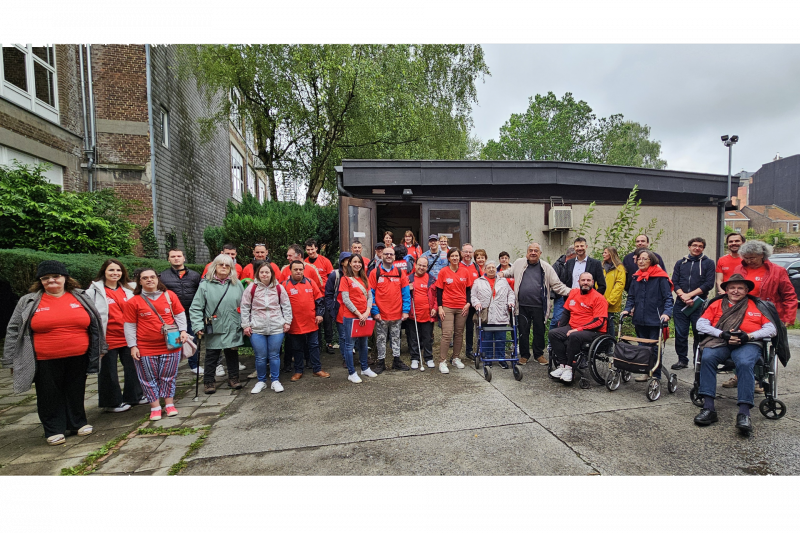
left=602, top=246, right=626, bottom=335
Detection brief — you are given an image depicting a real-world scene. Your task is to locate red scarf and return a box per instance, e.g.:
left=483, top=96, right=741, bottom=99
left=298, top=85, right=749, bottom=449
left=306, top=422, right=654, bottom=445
left=633, top=265, right=674, bottom=290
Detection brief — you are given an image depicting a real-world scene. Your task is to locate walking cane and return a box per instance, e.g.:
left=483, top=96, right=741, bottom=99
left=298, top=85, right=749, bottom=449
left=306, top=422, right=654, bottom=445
left=409, top=284, right=425, bottom=372
left=193, top=334, right=202, bottom=401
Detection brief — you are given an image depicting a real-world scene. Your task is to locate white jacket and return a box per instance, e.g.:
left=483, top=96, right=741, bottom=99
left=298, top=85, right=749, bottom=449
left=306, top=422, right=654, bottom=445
left=85, top=280, right=134, bottom=334
left=471, top=276, right=515, bottom=325
left=240, top=281, right=293, bottom=336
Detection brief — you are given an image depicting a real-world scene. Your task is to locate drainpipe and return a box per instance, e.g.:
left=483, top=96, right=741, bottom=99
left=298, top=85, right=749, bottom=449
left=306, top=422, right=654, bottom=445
left=145, top=44, right=159, bottom=247
left=336, top=168, right=352, bottom=197
left=78, top=46, right=91, bottom=189
left=85, top=45, right=97, bottom=192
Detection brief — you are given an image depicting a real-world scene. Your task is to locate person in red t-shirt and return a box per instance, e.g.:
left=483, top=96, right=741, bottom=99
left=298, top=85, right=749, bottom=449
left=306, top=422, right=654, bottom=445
left=241, top=243, right=280, bottom=285
left=202, top=244, right=243, bottom=278
left=282, top=260, right=329, bottom=381
left=694, top=274, right=777, bottom=435
left=305, top=238, right=336, bottom=355
left=715, top=232, right=745, bottom=293
left=369, top=246, right=411, bottom=373
left=548, top=273, right=609, bottom=383
left=408, top=256, right=438, bottom=369
left=85, top=259, right=143, bottom=413
left=338, top=254, right=377, bottom=382
left=435, top=248, right=474, bottom=373
left=124, top=269, right=189, bottom=421
left=280, top=244, right=324, bottom=291
left=402, top=230, right=424, bottom=263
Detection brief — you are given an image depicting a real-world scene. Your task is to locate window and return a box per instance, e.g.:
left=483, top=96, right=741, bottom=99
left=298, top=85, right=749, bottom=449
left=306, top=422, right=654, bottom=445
left=793, top=223, right=799, bottom=232
left=1, top=144, right=63, bottom=187
left=1, top=44, right=59, bottom=122
left=247, top=165, right=256, bottom=197
left=258, top=178, right=266, bottom=203
left=160, top=108, right=169, bottom=148
left=229, top=88, right=242, bottom=134
left=230, top=145, right=244, bottom=201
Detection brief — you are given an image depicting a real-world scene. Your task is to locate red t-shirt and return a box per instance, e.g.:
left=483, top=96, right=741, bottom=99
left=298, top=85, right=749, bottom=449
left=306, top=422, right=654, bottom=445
left=282, top=278, right=323, bottom=334
left=305, top=255, right=334, bottom=282
left=404, top=244, right=423, bottom=262
left=701, top=298, right=770, bottom=334
left=462, top=261, right=482, bottom=283
left=104, top=286, right=130, bottom=349
left=411, top=273, right=434, bottom=323
left=436, top=265, right=474, bottom=309
left=498, top=265, right=514, bottom=289
left=716, top=254, right=740, bottom=283
left=744, top=265, right=768, bottom=297
left=203, top=262, right=243, bottom=278
left=123, top=291, right=185, bottom=356
left=338, top=276, right=370, bottom=321
left=31, top=292, right=90, bottom=359
left=241, top=262, right=280, bottom=283
left=565, top=288, right=608, bottom=333
left=369, top=266, right=409, bottom=321
left=280, top=264, right=323, bottom=291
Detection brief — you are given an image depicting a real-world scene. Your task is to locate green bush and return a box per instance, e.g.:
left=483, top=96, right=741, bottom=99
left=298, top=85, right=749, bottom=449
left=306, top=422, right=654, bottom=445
left=0, top=248, right=204, bottom=297
left=0, top=162, right=138, bottom=256
left=204, top=194, right=339, bottom=266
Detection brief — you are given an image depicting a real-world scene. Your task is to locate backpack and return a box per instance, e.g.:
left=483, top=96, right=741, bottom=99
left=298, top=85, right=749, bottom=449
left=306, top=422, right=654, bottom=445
left=250, top=282, right=284, bottom=305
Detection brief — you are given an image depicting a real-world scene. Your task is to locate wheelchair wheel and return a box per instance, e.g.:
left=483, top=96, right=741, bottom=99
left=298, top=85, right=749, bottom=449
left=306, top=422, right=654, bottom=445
left=668, top=373, right=678, bottom=394
left=579, top=377, right=590, bottom=389
left=621, top=371, right=632, bottom=383
left=474, top=352, right=482, bottom=370
left=513, top=366, right=523, bottom=381
left=646, top=379, right=661, bottom=401
left=547, top=345, right=558, bottom=374
left=588, top=335, right=615, bottom=385
left=759, top=398, right=786, bottom=419
left=689, top=385, right=704, bottom=407
left=606, top=370, right=621, bottom=391
left=483, top=366, right=492, bottom=383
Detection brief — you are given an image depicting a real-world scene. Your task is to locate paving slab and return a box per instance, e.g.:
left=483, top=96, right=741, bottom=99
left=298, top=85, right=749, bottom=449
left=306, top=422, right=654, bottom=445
left=135, top=434, right=198, bottom=472
left=92, top=436, right=165, bottom=474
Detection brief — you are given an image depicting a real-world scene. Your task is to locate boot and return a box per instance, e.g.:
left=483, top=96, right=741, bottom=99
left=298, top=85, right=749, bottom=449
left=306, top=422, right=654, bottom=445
left=374, top=358, right=386, bottom=375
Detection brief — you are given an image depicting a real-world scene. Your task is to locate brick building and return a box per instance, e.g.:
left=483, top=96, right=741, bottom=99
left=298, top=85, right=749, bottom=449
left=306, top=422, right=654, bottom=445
left=741, top=205, right=800, bottom=235
left=1, top=44, right=270, bottom=261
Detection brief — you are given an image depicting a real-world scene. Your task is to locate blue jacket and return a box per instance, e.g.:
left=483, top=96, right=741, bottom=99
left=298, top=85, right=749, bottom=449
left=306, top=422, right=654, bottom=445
left=422, top=249, right=448, bottom=281
left=324, top=269, right=343, bottom=319
left=624, top=276, right=674, bottom=327
left=671, top=253, right=716, bottom=299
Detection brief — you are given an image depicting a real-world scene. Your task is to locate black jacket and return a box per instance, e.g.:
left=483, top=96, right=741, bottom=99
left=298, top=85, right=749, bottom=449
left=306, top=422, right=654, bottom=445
left=671, top=254, right=716, bottom=300
left=563, top=256, right=606, bottom=295
left=159, top=267, right=202, bottom=310
left=324, top=269, right=344, bottom=319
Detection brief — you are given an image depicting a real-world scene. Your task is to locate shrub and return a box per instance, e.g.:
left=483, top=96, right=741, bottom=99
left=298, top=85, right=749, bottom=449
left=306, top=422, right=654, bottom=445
left=138, top=219, right=159, bottom=259
left=0, top=162, right=137, bottom=256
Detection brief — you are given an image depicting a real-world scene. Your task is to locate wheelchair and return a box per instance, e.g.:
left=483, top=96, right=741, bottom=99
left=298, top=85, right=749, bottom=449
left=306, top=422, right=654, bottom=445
left=689, top=336, right=786, bottom=419
left=547, top=331, right=617, bottom=390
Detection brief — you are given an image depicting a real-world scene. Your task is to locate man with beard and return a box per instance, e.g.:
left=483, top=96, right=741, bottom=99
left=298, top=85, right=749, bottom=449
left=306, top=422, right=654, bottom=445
left=548, top=273, right=609, bottom=383
left=716, top=232, right=746, bottom=293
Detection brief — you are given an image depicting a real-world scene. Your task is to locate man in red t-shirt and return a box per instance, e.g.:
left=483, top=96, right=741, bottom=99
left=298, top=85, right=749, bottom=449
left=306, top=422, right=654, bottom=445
left=369, top=246, right=411, bottom=373
left=241, top=243, right=280, bottom=284
left=282, top=260, right=329, bottom=381
left=280, top=244, right=324, bottom=291
left=203, top=244, right=243, bottom=278
left=548, top=273, right=609, bottom=383
left=305, top=238, right=336, bottom=354
left=407, top=255, right=437, bottom=369
left=716, top=232, right=745, bottom=293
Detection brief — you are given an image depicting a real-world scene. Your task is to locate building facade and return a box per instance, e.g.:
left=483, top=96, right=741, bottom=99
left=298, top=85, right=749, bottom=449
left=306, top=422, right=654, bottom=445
left=741, top=205, right=800, bottom=235
left=748, top=154, right=800, bottom=218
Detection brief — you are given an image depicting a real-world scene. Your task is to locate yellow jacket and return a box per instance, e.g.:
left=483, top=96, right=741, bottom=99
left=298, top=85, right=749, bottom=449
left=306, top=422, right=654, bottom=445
left=604, top=264, right=626, bottom=313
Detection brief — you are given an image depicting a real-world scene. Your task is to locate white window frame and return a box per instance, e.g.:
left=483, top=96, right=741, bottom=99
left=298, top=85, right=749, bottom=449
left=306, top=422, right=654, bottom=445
left=229, top=87, right=242, bottom=134
left=0, top=144, right=63, bottom=187
left=258, top=178, right=266, bottom=204
left=246, top=165, right=256, bottom=197
left=793, top=223, right=799, bottom=232
left=160, top=107, right=169, bottom=149
left=230, top=144, right=244, bottom=201
left=0, top=44, right=59, bottom=123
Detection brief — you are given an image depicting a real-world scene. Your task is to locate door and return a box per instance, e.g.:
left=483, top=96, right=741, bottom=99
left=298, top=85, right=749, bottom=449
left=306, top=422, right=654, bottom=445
left=340, top=196, right=377, bottom=260
left=422, top=202, right=469, bottom=249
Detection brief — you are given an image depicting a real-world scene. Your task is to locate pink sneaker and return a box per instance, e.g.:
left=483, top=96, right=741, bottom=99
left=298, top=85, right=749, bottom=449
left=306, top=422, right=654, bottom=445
left=150, top=409, right=162, bottom=421
left=164, top=405, right=178, bottom=417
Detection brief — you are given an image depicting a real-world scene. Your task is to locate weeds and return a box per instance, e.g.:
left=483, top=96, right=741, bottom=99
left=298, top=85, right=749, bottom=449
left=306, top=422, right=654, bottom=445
left=167, top=431, right=209, bottom=475
left=137, top=425, right=209, bottom=437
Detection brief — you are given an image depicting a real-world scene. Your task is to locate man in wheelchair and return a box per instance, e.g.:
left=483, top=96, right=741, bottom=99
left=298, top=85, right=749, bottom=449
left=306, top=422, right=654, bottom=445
left=693, top=274, right=777, bottom=435
left=549, top=273, right=608, bottom=383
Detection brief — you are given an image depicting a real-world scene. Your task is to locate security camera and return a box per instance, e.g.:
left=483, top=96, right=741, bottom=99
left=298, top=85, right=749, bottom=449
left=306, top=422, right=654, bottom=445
left=730, top=135, right=739, bottom=143
left=721, top=135, right=729, bottom=142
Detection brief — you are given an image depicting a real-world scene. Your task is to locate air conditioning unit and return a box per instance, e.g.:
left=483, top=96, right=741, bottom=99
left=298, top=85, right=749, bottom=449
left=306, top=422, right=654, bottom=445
left=549, top=206, right=573, bottom=230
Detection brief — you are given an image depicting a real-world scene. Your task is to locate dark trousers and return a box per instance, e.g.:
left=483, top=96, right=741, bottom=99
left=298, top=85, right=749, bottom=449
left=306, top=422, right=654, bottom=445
left=548, top=327, right=599, bottom=366
left=635, top=325, right=662, bottom=379
left=465, top=306, right=477, bottom=353
left=204, top=348, right=239, bottom=383
left=674, top=305, right=701, bottom=364
left=98, top=346, right=143, bottom=408
left=408, top=320, right=434, bottom=362
left=185, top=322, right=200, bottom=370
left=288, top=332, right=321, bottom=374
left=318, top=311, right=334, bottom=347
left=518, top=305, right=546, bottom=359
left=34, top=355, right=89, bottom=438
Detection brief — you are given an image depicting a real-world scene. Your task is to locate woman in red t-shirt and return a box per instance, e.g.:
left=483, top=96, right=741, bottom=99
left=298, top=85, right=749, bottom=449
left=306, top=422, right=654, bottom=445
left=403, top=231, right=423, bottom=262
left=3, top=260, right=104, bottom=446
left=338, top=254, right=376, bottom=383
left=435, top=248, right=473, bottom=373
left=86, top=259, right=143, bottom=413
left=124, top=269, right=188, bottom=421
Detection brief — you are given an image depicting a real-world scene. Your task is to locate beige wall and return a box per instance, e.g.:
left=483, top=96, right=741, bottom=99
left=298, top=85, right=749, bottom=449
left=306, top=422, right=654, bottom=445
left=469, top=202, right=719, bottom=274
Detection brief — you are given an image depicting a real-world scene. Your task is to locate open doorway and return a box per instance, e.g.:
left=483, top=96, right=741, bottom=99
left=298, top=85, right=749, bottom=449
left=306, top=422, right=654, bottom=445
left=377, top=202, right=421, bottom=251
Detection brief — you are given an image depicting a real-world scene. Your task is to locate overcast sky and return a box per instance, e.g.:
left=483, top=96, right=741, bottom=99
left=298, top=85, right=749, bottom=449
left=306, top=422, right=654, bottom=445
left=471, top=44, right=800, bottom=176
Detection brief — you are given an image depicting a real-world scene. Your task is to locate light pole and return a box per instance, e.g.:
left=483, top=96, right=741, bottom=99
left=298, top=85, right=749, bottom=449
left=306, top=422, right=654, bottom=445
left=718, top=135, right=739, bottom=258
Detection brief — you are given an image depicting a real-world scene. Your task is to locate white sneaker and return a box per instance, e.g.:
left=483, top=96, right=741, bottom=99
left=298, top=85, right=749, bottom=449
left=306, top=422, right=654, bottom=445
left=251, top=381, right=267, bottom=394
left=105, top=403, right=131, bottom=413
left=361, top=367, right=378, bottom=378
left=452, top=358, right=465, bottom=369
left=426, top=359, right=435, bottom=368
left=248, top=370, right=258, bottom=379
left=348, top=373, right=363, bottom=383
left=561, top=366, right=573, bottom=382
left=439, top=362, right=450, bottom=374
left=215, top=364, right=225, bottom=377
left=271, top=381, right=284, bottom=393
left=411, top=360, right=419, bottom=369
left=238, top=362, right=246, bottom=370
left=550, top=364, right=566, bottom=378
left=191, top=366, right=204, bottom=375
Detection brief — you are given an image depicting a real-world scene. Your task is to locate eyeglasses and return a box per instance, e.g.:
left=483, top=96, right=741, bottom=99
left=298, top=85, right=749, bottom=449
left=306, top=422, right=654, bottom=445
left=40, top=275, right=63, bottom=282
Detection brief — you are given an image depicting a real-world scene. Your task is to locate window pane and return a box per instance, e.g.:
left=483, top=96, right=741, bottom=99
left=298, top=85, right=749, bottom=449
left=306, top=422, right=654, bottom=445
left=33, top=61, right=55, bottom=107
left=230, top=145, right=244, bottom=199
left=3, top=46, right=28, bottom=91
left=349, top=205, right=372, bottom=257
left=429, top=209, right=461, bottom=249
left=32, top=46, right=55, bottom=66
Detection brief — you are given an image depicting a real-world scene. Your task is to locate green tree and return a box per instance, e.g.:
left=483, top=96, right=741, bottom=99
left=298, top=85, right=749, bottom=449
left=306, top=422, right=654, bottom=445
left=179, top=45, right=489, bottom=203
left=603, top=121, right=667, bottom=169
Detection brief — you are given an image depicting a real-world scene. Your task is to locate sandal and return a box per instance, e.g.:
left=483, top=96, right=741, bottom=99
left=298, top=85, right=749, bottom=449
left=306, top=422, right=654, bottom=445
left=47, top=434, right=66, bottom=446
left=77, top=425, right=93, bottom=436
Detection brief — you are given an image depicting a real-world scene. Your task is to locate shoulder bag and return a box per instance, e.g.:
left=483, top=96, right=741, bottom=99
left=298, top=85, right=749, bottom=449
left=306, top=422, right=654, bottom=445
left=140, top=292, right=182, bottom=350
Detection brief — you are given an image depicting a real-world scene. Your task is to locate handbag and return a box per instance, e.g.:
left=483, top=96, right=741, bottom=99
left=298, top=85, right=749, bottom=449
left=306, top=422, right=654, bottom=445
left=612, top=342, right=658, bottom=374
left=140, top=293, right=182, bottom=351
left=203, top=281, right=231, bottom=335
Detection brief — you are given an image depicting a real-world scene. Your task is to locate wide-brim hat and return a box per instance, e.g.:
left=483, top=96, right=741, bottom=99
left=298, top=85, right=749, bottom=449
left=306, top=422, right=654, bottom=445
left=720, top=273, right=755, bottom=292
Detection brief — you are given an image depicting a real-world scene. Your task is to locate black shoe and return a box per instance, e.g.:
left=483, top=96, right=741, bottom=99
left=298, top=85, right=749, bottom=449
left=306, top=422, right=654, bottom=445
left=671, top=361, right=689, bottom=370
left=736, top=413, right=752, bottom=435
left=694, top=409, right=718, bottom=426
left=374, top=359, right=386, bottom=375
left=392, top=357, right=410, bottom=371
left=466, top=352, right=475, bottom=361
left=326, top=344, right=335, bottom=354
left=499, top=361, right=509, bottom=370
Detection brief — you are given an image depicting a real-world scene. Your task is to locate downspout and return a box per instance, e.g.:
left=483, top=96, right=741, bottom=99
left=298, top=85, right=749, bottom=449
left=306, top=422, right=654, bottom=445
left=78, top=45, right=91, bottom=190
left=145, top=44, right=159, bottom=246
left=336, top=168, right=352, bottom=197
left=85, top=44, right=97, bottom=191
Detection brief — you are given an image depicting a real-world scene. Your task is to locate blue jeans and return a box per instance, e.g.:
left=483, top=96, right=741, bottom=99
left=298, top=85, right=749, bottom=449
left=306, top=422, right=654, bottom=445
left=336, top=321, right=346, bottom=358
left=674, top=305, right=702, bottom=364
left=250, top=332, right=284, bottom=383
left=550, top=297, right=565, bottom=329
left=342, top=317, right=369, bottom=375
left=480, top=326, right=507, bottom=360
left=698, top=343, right=761, bottom=407
left=186, top=322, right=199, bottom=369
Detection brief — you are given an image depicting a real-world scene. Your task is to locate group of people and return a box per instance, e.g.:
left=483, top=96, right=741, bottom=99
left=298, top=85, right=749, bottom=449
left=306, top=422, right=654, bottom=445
left=2, top=229, right=796, bottom=445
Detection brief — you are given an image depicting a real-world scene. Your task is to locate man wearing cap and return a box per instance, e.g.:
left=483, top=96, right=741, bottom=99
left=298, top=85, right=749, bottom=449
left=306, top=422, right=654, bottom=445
left=421, top=234, right=448, bottom=282
left=693, top=274, right=777, bottom=435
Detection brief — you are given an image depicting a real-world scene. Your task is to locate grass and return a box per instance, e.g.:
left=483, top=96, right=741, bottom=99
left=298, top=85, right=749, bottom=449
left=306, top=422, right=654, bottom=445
left=167, top=431, right=210, bottom=475
left=137, top=425, right=209, bottom=437
left=0, top=394, right=36, bottom=414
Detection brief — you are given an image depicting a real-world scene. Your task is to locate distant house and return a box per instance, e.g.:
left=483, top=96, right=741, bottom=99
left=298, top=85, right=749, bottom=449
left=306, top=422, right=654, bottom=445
left=741, top=205, right=800, bottom=235
left=725, top=210, right=750, bottom=234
